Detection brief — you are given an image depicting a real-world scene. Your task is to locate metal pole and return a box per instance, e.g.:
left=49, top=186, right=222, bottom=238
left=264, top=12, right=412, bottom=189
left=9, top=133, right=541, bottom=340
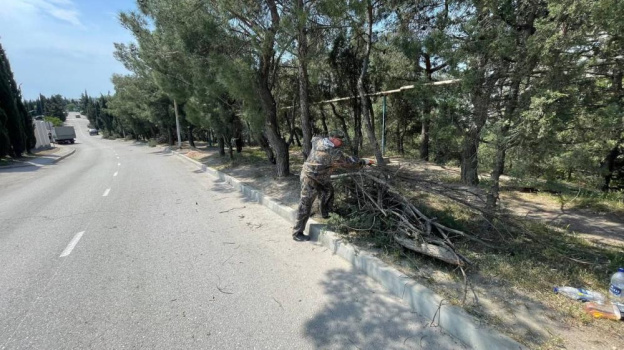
left=174, top=99, right=182, bottom=149
left=381, top=94, right=386, bottom=156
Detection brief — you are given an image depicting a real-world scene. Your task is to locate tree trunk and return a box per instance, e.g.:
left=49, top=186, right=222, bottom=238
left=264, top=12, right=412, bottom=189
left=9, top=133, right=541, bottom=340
left=294, top=130, right=301, bottom=147
left=420, top=118, right=430, bottom=161
left=188, top=125, right=196, bottom=148
left=167, top=127, right=173, bottom=146
left=234, top=115, right=244, bottom=153
left=296, top=0, right=312, bottom=158
left=358, top=2, right=385, bottom=166
left=461, top=132, right=480, bottom=185
left=320, top=106, right=329, bottom=134
left=173, top=99, right=182, bottom=148
left=226, top=137, right=234, bottom=160
left=258, top=0, right=289, bottom=177
left=601, top=143, right=621, bottom=192
left=368, top=96, right=375, bottom=135
left=218, top=136, right=225, bottom=156
left=420, top=56, right=435, bottom=161
left=330, top=102, right=354, bottom=155
left=396, top=120, right=405, bottom=155
left=352, top=98, right=362, bottom=156
left=460, top=54, right=492, bottom=186
left=486, top=145, right=506, bottom=213
left=235, top=137, right=243, bottom=153
left=286, top=107, right=296, bottom=146
left=256, top=132, right=276, bottom=164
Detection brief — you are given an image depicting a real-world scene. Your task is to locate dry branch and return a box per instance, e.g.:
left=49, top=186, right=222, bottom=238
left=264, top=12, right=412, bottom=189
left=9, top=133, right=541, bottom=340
left=395, top=236, right=465, bottom=266
left=330, top=169, right=497, bottom=266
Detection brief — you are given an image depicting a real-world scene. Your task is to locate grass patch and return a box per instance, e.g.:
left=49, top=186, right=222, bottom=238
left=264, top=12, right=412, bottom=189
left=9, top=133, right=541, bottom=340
left=212, top=148, right=268, bottom=170
left=437, top=174, right=462, bottom=184
left=569, top=192, right=624, bottom=214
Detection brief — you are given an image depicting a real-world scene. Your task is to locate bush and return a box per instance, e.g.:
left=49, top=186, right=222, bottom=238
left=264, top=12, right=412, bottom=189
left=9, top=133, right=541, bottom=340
left=43, top=116, right=63, bottom=127
left=101, top=130, right=116, bottom=140
left=125, top=134, right=134, bottom=141
left=148, top=138, right=158, bottom=147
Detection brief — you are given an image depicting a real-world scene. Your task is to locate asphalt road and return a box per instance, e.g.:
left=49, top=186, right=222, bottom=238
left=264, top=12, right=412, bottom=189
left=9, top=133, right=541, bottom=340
left=0, top=113, right=468, bottom=349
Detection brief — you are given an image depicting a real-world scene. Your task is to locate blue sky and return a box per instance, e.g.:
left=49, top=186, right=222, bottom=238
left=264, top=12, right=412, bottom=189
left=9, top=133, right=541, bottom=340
left=0, top=0, right=137, bottom=100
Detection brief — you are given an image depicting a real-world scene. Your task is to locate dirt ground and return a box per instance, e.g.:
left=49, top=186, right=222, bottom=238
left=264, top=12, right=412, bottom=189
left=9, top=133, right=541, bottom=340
left=173, top=143, right=623, bottom=349
left=30, top=146, right=61, bottom=156
left=502, top=192, right=624, bottom=249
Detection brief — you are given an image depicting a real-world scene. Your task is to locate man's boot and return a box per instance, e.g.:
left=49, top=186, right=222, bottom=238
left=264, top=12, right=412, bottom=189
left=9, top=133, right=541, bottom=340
left=292, top=232, right=310, bottom=241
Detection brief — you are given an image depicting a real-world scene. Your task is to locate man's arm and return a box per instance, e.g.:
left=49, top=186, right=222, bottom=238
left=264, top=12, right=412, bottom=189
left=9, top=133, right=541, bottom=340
left=330, top=149, right=362, bottom=169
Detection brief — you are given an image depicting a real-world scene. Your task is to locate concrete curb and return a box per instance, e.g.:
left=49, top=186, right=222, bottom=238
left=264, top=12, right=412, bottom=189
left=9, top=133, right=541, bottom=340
left=0, top=147, right=76, bottom=169
left=52, top=148, right=76, bottom=164
left=171, top=148, right=524, bottom=350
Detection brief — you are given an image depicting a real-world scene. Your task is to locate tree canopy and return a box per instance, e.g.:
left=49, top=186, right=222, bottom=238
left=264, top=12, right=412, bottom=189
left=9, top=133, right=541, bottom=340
left=0, top=41, right=35, bottom=158
left=104, top=0, right=623, bottom=204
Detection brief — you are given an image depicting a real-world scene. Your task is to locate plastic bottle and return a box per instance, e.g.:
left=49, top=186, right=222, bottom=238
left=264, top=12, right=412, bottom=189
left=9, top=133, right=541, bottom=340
left=608, top=267, right=624, bottom=308
left=553, top=286, right=606, bottom=304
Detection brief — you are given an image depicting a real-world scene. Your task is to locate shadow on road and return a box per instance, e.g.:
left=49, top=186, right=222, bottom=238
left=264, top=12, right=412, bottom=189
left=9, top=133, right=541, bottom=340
left=0, top=165, right=41, bottom=173
left=303, top=268, right=468, bottom=350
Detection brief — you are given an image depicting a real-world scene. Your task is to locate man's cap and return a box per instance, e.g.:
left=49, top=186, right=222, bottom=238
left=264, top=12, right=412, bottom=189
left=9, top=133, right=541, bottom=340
left=329, top=130, right=345, bottom=139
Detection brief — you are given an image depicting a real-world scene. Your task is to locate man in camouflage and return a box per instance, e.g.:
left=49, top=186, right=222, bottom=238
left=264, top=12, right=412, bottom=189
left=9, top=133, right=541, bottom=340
left=292, top=130, right=374, bottom=241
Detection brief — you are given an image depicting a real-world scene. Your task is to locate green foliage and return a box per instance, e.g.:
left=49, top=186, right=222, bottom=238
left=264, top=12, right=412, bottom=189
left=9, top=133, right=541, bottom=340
left=43, top=116, right=63, bottom=127
left=0, top=41, right=34, bottom=157
left=148, top=138, right=158, bottom=147
left=44, top=94, right=68, bottom=121
left=107, top=0, right=623, bottom=191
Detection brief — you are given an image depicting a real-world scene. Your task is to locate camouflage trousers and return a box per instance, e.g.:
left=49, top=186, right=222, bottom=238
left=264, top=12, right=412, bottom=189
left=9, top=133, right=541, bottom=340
left=292, top=174, right=334, bottom=235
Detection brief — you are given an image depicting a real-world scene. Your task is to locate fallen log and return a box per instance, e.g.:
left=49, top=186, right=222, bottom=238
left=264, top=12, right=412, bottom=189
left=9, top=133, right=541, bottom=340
left=394, top=236, right=465, bottom=266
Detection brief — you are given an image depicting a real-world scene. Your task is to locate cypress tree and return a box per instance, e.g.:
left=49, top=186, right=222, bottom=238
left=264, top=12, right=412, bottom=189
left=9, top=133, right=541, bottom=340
left=0, top=41, right=34, bottom=157
left=0, top=43, right=19, bottom=157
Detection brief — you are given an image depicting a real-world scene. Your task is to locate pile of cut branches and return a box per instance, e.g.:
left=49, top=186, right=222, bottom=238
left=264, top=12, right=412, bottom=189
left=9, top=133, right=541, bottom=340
left=331, top=168, right=498, bottom=266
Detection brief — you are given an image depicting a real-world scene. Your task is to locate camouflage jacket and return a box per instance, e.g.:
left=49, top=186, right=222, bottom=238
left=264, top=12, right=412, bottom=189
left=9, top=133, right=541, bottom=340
left=301, top=136, right=360, bottom=180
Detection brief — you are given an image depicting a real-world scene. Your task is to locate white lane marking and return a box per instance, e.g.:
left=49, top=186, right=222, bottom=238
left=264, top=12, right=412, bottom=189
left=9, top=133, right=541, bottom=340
left=60, top=231, right=85, bottom=257
left=113, top=171, right=118, bottom=177
left=102, top=188, right=111, bottom=197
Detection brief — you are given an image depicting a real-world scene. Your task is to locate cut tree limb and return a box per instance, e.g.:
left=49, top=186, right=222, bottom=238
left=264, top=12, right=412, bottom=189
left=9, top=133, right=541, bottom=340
left=394, top=236, right=465, bottom=266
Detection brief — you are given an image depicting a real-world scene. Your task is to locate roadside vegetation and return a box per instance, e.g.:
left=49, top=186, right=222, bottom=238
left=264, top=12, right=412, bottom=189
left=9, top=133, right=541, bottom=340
left=0, top=42, right=35, bottom=158
left=43, top=116, right=63, bottom=127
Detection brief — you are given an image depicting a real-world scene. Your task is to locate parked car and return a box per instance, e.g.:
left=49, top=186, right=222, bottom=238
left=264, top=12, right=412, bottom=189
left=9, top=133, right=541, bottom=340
left=89, top=128, right=99, bottom=136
